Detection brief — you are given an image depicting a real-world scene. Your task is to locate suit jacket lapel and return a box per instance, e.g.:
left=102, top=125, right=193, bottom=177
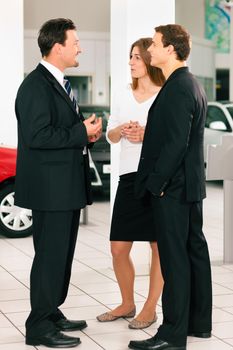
left=36, top=63, right=78, bottom=115
left=149, top=67, right=189, bottom=111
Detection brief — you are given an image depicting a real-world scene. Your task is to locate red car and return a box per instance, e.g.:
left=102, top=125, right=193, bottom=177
left=0, top=146, right=33, bottom=238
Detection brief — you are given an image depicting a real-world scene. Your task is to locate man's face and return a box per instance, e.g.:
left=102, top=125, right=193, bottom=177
left=60, top=29, right=82, bottom=69
left=147, top=32, right=168, bottom=68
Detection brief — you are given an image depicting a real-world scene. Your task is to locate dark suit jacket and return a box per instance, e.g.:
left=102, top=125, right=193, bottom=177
left=135, top=67, right=206, bottom=203
left=15, top=63, right=92, bottom=211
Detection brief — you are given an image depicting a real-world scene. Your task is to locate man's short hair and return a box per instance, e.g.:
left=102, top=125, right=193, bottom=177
left=38, top=18, right=76, bottom=57
left=155, top=24, right=191, bottom=61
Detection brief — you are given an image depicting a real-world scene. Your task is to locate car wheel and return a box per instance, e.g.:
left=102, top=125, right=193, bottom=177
left=0, top=183, right=33, bottom=238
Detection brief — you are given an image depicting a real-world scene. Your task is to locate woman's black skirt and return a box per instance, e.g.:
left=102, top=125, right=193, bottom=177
left=110, top=172, right=156, bottom=241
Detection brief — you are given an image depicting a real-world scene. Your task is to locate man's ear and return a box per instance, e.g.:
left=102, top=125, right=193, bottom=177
left=167, top=44, right=175, bottom=55
left=53, top=42, right=62, bottom=55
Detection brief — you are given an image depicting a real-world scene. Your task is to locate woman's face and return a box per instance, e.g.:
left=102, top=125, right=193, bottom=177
left=129, top=46, right=147, bottom=79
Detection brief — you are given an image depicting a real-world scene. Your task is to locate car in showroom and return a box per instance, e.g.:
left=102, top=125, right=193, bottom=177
left=80, top=104, right=111, bottom=194
left=0, top=106, right=110, bottom=238
left=204, top=101, right=233, bottom=166
left=0, top=146, right=33, bottom=238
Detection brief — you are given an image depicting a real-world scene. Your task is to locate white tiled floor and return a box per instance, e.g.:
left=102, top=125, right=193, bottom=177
left=1, top=182, right=233, bottom=349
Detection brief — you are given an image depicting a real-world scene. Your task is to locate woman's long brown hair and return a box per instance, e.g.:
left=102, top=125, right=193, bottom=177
left=130, top=37, right=165, bottom=91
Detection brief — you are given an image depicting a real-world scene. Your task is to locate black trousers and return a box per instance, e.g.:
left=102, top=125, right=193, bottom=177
left=151, top=196, right=212, bottom=346
left=26, top=210, right=80, bottom=337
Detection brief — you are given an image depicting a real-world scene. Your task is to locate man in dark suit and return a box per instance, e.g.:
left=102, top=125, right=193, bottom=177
left=129, top=24, right=212, bottom=350
left=15, top=18, right=102, bottom=348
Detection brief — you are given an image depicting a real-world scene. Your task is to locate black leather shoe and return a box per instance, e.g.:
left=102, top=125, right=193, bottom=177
left=188, top=332, right=211, bottom=338
left=55, top=318, right=87, bottom=332
left=128, top=337, right=186, bottom=350
left=26, top=330, right=81, bottom=348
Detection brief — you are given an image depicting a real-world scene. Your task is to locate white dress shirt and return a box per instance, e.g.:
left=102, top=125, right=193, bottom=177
left=106, top=86, right=158, bottom=176
left=40, top=59, right=65, bottom=89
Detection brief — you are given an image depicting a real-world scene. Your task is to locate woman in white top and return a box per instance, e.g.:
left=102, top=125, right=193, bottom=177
left=97, top=38, right=165, bottom=329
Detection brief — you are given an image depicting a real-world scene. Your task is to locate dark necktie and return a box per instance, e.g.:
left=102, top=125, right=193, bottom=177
left=64, top=77, right=86, bottom=153
left=63, top=77, right=79, bottom=113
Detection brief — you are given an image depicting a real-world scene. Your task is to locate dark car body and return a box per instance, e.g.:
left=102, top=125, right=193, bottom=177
left=80, top=105, right=110, bottom=193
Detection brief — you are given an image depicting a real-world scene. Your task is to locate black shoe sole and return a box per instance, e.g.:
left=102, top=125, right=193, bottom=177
left=128, top=345, right=186, bottom=350
left=26, top=339, right=81, bottom=348
left=58, top=323, right=88, bottom=332
left=188, top=332, right=211, bottom=338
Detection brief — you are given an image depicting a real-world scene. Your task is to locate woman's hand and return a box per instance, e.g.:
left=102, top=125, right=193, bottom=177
left=108, top=122, right=131, bottom=143
left=122, top=121, right=145, bottom=143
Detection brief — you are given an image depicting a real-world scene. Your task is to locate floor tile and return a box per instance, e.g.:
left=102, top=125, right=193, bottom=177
left=0, top=299, right=31, bottom=313
left=60, top=305, right=110, bottom=321
left=83, top=318, right=131, bottom=335
left=212, top=308, right=233, bottom=322
left=90, top=291, right=145, bottom=305
left=212, top=283, right=233, bottom=295
left=212, top=321, right=233, bottom=338
left=4, top=312, right=28, bottom=327
left=0, top=314, right=13, bottom=327
left=223, top=307, right=233, bottom=315
left=67, top=285, right=85, bottom=296
left=79, top=257, right=112, bottom=269
left=77, top=281, right=119, bottom=294
left=0, top=256, right=32, bottom=272
left=225, top=339, right=233, bottom=347
left=0, top=327, right=24, bottom=344
left=71, top=271, right=113, bottom=285
left=212, top=273, right=233, bottom=284
left=61, top=294, right=100, bottom=308
left=0, top=289, right=29, bottom=301
left=89, top=331, right=148, bottom=350
left=188, top=339, right=233, bottom=349
left=0, top=343, right=34, bottom=350
left=213, top=294, right=233, bottom=308
left=223, top=282, right=233, bottom=291
left=0, top=273, right=26, bottom=290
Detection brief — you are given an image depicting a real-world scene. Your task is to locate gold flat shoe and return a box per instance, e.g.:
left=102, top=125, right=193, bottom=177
left=128, top=313, right=158, bottom=329
left=96, top=307, right=136, bottom=322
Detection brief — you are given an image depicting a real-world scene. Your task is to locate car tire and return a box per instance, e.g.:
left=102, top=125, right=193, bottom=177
left=0, top=183, right=33, bottom=238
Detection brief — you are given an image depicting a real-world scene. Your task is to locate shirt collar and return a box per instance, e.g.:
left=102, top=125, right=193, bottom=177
left=40, top=59, right=64, bottom=88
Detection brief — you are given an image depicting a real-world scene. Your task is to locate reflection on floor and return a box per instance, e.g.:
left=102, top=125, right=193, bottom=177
left=0, top=182, right=233, bottom=349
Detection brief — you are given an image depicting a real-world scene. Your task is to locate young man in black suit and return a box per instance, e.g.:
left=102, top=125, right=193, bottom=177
left=129, top=24, right=212, bottom=350
left=15, top=18, right=102, bottom=348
